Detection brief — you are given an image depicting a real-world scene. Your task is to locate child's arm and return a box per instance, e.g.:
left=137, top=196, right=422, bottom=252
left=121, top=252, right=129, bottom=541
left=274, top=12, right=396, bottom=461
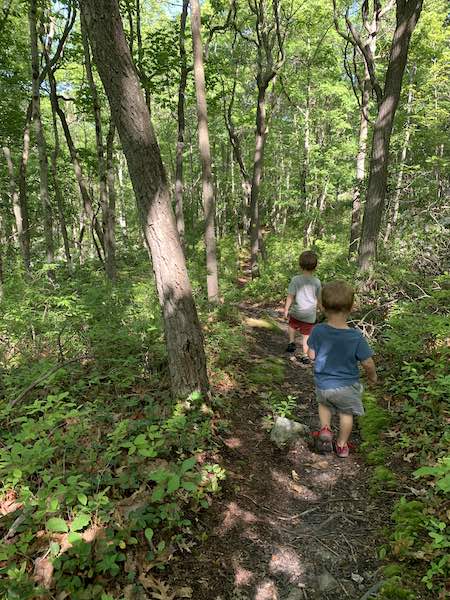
left=284, top=294, right=294, bottom=320
left=317, top=290, right=323, bottom=314
left=307, top=347, right=315, bottom=361
left=361, top=357, right=377, bottom=385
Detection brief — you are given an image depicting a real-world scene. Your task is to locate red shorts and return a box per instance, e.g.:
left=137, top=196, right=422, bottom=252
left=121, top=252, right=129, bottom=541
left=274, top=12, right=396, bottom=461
left=288, top=317, right=314, bottom=336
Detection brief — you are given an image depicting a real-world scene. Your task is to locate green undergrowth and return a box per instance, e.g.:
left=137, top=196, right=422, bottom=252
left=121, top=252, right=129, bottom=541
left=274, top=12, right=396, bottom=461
left=0, top=260, right=233, bottom=599
left=359, top=276, right=450, bottom=599
left=246, top=357, right=285, bottom=386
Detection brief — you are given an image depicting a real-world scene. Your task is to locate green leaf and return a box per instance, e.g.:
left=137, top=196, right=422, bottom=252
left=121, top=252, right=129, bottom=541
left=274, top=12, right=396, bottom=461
left=157, top=541, right=166, bottom=553
left=47, top=517, right=68, bottom=533
left=77, top=493, right=88, bottom=506
left=167, top=474, right=180, bottom=493
left=70, top=513, right=91, bottom=532
left=151, top=485, right=165, bottom=502
left=181, top=480, right=197, bottom=492
left=68, top=532, right=82, bottom=544
left=144, top=528, right=154, bottom=544
left=148, top=469, right=169, bottom=483
left=49, top=498, right=59, bottom=512
left=138, top=447, right=157, bottom=458
left=180, top=457, right=196, bottom=474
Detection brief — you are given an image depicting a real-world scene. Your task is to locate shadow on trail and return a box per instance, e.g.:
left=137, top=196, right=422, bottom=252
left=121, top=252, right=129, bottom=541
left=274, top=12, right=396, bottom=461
left=167, top=302, right=385, bottom=600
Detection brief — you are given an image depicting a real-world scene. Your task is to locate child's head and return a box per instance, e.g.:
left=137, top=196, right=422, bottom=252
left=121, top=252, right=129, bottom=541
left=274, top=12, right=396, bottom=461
left=299, top=251, right=318, bottom=272
left=322, top=280, right=354, bottom=315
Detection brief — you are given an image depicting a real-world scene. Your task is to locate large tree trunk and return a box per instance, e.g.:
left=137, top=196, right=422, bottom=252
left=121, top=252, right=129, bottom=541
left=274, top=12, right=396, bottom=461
left=358, top=0, right=423, bottom=270
left=81, top=13, right=115, bottom=280
left=384, top=68, right=415, bottom=243
left=190, top=0, right=219, bottom=302
left=80, top=0, right=209, bottom=398
left=349, top=67, right=370, bottom=258
left=249, top=85, right=268, bottom=277
left=174, top=0, right=189, bottom=247
left=29, top=0, right=54, bottom=264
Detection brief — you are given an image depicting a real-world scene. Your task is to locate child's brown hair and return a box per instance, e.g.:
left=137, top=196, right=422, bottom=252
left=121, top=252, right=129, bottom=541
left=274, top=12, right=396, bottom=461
left=299, top=251, right=318, bottom=271
left=322, top=280, right=354, bottom=313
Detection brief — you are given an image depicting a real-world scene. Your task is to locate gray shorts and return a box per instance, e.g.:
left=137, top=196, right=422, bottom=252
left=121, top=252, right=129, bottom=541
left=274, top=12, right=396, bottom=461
left=316, top=383, right=364, bottom=416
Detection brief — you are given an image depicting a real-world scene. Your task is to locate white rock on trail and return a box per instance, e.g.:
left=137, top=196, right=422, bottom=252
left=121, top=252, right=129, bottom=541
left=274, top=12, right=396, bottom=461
left=270, top=416, right=310, bottom=447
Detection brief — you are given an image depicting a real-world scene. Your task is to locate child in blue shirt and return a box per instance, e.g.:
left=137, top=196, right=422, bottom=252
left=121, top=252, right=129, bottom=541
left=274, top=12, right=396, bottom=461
left=307, top=280, right=377, bottom=457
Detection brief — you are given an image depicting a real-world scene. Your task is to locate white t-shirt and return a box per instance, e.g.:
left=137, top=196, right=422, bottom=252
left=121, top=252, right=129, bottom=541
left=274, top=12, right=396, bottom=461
left=288, top=274, right=321, bottom=323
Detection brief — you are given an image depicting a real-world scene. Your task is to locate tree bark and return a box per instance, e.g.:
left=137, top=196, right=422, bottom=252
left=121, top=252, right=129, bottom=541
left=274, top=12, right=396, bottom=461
left=49, top=93, right=72, bottom=265
left=16, top=110, right=33, bottom=271
left=2, top=143, right=30, bottom=270
left=81, top=12, right=115, bottom=280
left=29, top=0, right=54, bottom=264
left=349, top=67, right=370, bottom=257
left=384, top=67, right=415, bottom=243
left=358, top=0, right=423, bottom=270
left=105, top=119, right=117, bottom=281
left=190, top=0, right=219, bottom=302
left=174, top=0, right=189, bottom=247
left=250, top=85, right=268, bottom=276
left=80, top=0, right=209, bottom=398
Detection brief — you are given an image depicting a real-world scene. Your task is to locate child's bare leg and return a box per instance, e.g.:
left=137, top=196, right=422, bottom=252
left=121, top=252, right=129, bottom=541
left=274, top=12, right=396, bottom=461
left=337, top=413, right=353, bottom=446
left=288, top=326, right=296, bottom=344
left=302, top=334, right=309, bottom=356
left=318, top=403, right=332, bottom=429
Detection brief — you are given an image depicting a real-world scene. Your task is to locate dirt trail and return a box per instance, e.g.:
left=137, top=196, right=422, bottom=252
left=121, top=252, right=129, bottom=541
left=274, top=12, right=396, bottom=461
left=168, top=303, right=385, bottom=600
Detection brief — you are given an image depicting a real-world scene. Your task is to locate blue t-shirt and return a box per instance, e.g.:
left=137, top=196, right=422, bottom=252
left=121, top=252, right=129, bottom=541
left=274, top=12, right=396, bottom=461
left=307, top=323, right=373, bottom=390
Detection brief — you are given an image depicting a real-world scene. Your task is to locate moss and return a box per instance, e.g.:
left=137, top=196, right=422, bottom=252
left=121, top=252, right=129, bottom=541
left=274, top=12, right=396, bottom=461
left=373, top=466, right=397, bottom=488
left=377, top=577, right=417, bottom=600
left=247, top=357, right=285, bottom=386
left=359, top=393, right=391, bottom=460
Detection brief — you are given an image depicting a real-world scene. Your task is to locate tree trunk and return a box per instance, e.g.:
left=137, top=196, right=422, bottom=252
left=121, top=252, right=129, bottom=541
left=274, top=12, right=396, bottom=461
left=249, top=85, right=268, bottom=277
left=358, top=0, right=423, bottom=270
left=174, top=0, right=189, bottom=247
left=2, top=144, right=30, bottom=270
left=81, top=13, right=115, bottom=279
left=384, top=68, right=415, bottom=243
left=80, top=0, right=209, bottom=398
left=49, top=91, right=72, bottom=265
left=301, top=79, right=311, bottom=213
left=29, top=0, right=54, bottom=264
left=190, top=0, right=219, bottom=302
left=17, top=111, right=32, bottom=270
left=105, top=119, right=117, bottom=281
left=349, top=67, right=370, bottom=258
left=49, top=68, right=104, bottom=256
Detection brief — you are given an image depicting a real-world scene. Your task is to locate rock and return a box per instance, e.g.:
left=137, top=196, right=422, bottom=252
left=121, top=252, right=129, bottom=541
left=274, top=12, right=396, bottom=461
left=270, top=417, right=310, bottom=447
left=316, top=570, right=338, bottom=592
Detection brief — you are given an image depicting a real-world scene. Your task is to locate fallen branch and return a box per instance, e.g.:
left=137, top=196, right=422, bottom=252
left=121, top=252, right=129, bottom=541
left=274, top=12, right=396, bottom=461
left=10, top=356, right=89, bottom=407
left=359, top=581, right=385, bottom=600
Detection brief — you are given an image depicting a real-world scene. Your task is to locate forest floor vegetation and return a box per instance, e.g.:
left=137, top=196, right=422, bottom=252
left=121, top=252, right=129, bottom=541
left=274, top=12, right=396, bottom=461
left=0, top=235, right=448, bottom=599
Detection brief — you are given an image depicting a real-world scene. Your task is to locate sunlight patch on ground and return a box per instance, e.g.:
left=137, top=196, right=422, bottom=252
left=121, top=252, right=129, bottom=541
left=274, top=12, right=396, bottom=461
left=232, top=556, right=255, bottom=587
left=223, top=436, right=242, bottom=449
left=243, top=316, right=280, bottom=331
left=218, top=501, right=258, bottom=534
left=255, top=579, right=279, bottom=600
left=269, top=546, right=305, bottom=583
left=270, top=469, right=319, bottom=502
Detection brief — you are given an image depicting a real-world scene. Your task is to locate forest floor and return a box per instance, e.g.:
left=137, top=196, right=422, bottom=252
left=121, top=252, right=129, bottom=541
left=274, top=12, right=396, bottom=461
left=168, top=301, right=387, bottom=600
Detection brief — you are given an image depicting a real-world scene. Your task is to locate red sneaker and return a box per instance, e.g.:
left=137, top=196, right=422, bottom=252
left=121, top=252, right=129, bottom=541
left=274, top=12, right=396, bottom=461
left=336, top=443, right=350, bottom=458
left=318, top=426, right=333, bottom=442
